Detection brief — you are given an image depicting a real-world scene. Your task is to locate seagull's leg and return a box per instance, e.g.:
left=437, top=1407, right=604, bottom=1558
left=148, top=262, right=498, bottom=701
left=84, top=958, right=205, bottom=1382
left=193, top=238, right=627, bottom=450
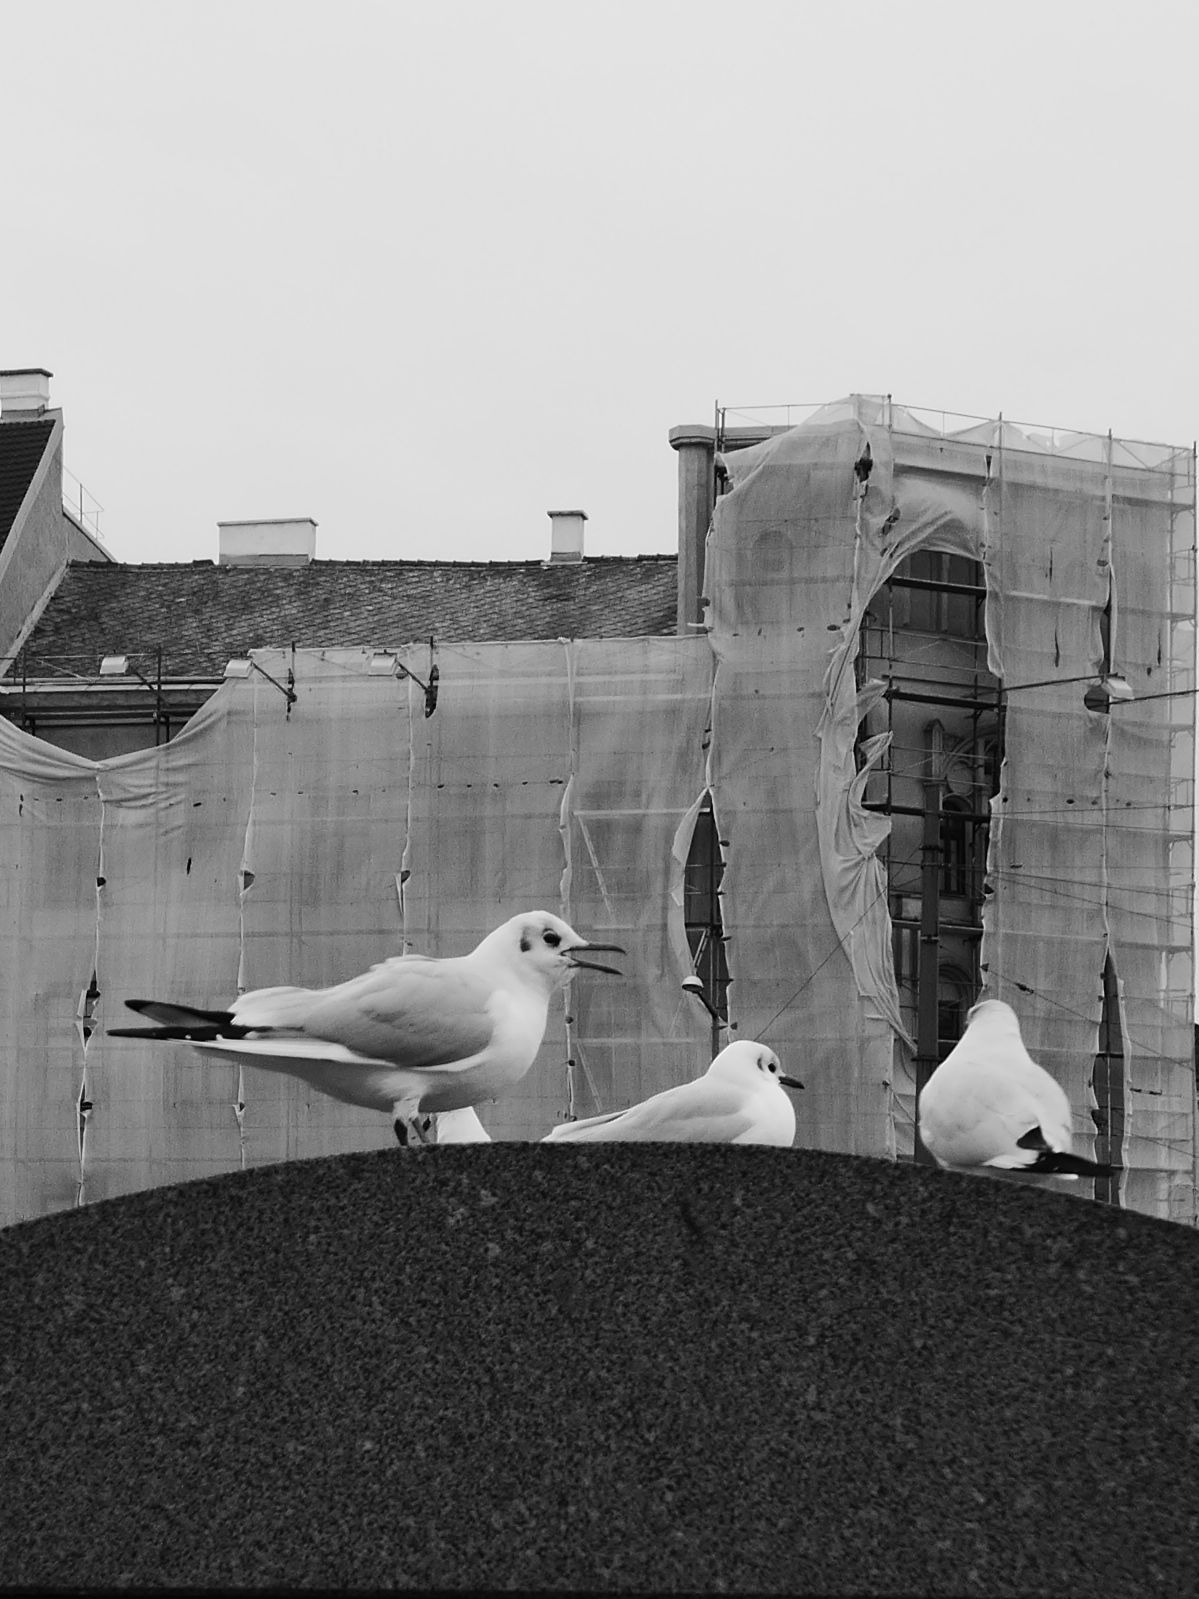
left=392, top=1099, right=433, bottom=1148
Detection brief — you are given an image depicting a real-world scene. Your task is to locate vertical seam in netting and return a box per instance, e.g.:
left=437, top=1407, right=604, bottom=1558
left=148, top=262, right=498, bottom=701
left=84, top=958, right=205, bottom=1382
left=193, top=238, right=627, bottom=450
left=235, top=673, right=259, bottom=998
left=1100, top=434, right=1131, bottom=1197
left=703, top=639, right=726, bottom=1031
left=231, top=669, right=262, bottom=1163
left=79, top=764, right=107, bottom=1200
left=559, top=639, right=578, bottom=1119
left=399, top=669, right=416, bottom=953
left=979, top=419, right=1005, bottom=1002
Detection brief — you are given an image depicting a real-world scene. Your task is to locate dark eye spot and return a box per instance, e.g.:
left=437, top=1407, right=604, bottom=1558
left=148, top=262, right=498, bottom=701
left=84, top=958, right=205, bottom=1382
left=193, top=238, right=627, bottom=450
left=543, top=931, right=561, bottom=948
left=767, top=1060, right=778, bottom=1073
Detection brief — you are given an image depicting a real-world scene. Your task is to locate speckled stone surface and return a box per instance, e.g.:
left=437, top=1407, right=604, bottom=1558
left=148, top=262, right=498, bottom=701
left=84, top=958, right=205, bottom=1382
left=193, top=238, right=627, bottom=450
left=2, top=1146, right=1198, bottom=1594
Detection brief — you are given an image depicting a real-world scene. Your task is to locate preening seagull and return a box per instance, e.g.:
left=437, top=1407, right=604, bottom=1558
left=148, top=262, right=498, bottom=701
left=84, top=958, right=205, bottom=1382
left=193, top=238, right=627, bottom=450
left=917, top=998, right=1113, bottom=1177
left=542, top=1040, right=804, bottom=1146
left=108, top=912, right=623, bottom=1146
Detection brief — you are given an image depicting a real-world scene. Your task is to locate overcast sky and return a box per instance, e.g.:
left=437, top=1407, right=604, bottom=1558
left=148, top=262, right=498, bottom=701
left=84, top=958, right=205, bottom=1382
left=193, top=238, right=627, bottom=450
left=6, top=0, right=1196, bottom=566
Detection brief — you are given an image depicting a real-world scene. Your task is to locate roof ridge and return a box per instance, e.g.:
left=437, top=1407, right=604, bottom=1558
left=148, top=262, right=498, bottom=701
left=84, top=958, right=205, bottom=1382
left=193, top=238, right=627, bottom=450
left=82, top=552, right=679, bottom=571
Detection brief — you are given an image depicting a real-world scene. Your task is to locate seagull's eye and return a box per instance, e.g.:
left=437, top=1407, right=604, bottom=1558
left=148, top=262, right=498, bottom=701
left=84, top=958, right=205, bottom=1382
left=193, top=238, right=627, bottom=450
left=543, top=931, right=561, bottom=948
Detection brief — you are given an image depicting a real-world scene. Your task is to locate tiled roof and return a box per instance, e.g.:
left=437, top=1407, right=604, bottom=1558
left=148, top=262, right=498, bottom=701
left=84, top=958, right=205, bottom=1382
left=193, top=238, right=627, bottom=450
left=0, top=419, right=55, bottom=548
left=14, top=556, right=680, bottom=679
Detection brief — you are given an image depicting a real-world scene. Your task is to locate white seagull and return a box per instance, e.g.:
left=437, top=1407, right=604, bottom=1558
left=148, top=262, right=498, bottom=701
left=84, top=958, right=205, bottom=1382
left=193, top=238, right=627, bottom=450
left=108, top=912, right=623, bottom=1146
left=917, top=998, right=1112, bottom=1177
left=542, top=1040, right=804, bottom=1145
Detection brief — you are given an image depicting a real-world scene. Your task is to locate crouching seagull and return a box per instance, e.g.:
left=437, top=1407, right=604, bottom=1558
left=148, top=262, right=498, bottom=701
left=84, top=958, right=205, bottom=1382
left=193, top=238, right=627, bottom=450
left=918, top=998, right=1113, bottom=1177
left=542, top=1040, right=804, bottom=1145
left=108, top=912, right=623, bottom=1146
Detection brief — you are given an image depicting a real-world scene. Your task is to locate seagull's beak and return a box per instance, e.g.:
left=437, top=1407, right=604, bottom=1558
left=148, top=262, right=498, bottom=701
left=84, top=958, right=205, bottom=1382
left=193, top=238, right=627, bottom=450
left=567, top=942, right=625, bottom=977
left=779, top=1074, right=805, bottom=1091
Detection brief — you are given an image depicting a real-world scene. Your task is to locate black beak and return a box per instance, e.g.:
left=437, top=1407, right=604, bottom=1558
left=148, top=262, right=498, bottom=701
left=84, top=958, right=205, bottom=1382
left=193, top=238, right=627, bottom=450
left=568, top=942, right=625, bottom=977
left=779, top=1074, right=805, bottom=1091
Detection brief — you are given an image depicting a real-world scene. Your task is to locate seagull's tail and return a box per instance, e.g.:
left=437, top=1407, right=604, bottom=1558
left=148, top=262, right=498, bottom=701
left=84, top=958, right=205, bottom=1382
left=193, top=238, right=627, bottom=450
left=1014, top=1123, right=1114, bottom=1178
left=230, top=985, right=320, bottom=1029
left=1025, top=1149, right=1115, bottom=1179
left=107, top=999, right=250, bottom=1042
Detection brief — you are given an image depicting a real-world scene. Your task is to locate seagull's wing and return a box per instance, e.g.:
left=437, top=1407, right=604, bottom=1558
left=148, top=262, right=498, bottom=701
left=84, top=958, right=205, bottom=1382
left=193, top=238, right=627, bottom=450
left=1007, top=1055, right=1074, bottom=1151
left=544, top=1079, right=755, bottom=1143
left=922, top=1059, right=1054, bottom=1167
left=295, top=959, right=500, bottom=1070
left=543, top=1108, right=628, bottom=1141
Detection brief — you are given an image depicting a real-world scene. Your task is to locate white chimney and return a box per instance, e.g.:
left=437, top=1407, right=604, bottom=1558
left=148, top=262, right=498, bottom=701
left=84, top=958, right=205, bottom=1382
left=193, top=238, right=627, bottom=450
left=548, top=509, right=587, bottom=563
left=218, top=518, right=317, bottom=567
left=0, top=368, right=52, bottom=420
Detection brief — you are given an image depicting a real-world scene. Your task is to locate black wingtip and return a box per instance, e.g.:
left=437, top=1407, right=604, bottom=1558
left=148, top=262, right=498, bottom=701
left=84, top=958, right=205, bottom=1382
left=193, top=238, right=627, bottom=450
left=108, top=1025, right=230, bottom=1042
left=124, top=999, right=241, bottom=1029
left=1027, top=1149, right=1116, bottom=1179
left=1017, top=1125, right=1113, bottom=1178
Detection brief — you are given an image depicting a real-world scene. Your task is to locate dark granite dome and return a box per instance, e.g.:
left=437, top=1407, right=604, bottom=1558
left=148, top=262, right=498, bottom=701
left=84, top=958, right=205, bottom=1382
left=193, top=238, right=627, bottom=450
left=2, top=1145, right=1197, bottom=1593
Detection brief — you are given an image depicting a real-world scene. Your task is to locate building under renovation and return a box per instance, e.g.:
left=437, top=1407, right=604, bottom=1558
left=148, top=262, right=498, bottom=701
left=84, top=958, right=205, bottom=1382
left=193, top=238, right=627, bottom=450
left=0, top=383, right=1193, bottom=1226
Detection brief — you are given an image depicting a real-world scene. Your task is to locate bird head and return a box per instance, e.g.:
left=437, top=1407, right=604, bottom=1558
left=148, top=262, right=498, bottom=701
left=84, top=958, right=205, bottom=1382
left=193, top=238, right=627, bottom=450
left=963, top=999, right=1022, bottom=1038
left=707, top=1039, right=804, bottom=1092
left=485, top=912, right=625, bottom=992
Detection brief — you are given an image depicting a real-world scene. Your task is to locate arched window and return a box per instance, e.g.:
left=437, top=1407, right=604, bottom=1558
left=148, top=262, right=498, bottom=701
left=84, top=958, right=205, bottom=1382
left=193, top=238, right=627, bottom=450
left=684, top=794, right=729, bottom=1031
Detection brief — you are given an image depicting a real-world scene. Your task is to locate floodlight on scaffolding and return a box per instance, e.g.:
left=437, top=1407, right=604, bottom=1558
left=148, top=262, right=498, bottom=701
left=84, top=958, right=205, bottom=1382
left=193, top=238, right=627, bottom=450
left=998, top=671, right=1136, bottom=707
left=98, top=655, right=128, bottom=676
left=1093, top=672, right=1135, bottom=703
left=224, top=659, right=253, bottom=679
left=368, top=652, right=398, bottom=676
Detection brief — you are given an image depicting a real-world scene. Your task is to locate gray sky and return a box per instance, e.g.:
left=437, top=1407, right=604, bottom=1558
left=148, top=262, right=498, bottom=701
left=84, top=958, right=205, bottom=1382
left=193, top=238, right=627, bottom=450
left=6, top=0, right=1196, bottom=565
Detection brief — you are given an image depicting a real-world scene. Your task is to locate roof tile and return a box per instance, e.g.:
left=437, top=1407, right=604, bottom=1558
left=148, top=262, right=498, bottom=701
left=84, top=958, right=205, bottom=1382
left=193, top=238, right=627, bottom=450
left=14, top=556, right=680, bottom=679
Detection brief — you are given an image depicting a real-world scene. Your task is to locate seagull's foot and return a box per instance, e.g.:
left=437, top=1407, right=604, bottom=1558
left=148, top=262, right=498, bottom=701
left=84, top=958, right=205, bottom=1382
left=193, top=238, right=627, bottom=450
left=393, top=1112, right=436, bottom=1147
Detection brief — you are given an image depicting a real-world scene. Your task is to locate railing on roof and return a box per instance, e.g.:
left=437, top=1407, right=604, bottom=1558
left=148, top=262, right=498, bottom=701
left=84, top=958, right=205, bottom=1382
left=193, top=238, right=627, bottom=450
left=716, top=396, right=1195, bottom=477
left=62, top=464, right=106, bottom=542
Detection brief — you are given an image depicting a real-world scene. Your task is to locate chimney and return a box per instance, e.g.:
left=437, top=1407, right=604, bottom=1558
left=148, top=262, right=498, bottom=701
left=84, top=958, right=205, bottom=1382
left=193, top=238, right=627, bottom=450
left=218, top=518, right=317, bottom=567
left=0, top=368, right=53, bottom=420
left=547, top=509, right=587, bottom=563
left=668, top=424, right=717, bottom=633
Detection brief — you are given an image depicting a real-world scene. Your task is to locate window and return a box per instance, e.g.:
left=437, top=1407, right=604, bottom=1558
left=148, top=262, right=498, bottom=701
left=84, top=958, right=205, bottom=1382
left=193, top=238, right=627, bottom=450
left=936, top=966, right=974, bottom=1060
left=684, top=795, right=730, bottom=1027
left=892, top=550, right=984, bottom=639
left=939, top=793, right=984, bottom=900
left=1091, top=953, right=1125, bottom=1203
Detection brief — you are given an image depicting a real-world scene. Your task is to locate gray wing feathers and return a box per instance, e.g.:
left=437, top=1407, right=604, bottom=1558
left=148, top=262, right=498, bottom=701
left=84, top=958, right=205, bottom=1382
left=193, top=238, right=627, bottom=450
left=547, top=1081, right=755, bottom=1143
left=298, top=961, right=497, bottom=1067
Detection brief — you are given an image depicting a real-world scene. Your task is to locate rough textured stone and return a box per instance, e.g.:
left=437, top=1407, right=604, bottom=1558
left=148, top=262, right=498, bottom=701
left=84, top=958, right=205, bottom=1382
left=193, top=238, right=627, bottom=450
left=2, top=1145, right=1197, bottom=1593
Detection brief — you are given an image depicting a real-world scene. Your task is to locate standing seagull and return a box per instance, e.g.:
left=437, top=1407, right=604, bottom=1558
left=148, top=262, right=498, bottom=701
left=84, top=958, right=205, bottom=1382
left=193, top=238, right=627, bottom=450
left=542, top=1040, right=804, bottom=1146
left=108, top=912, right=623, bottom=1146
left=918, top=999, right=1112, bottom=1177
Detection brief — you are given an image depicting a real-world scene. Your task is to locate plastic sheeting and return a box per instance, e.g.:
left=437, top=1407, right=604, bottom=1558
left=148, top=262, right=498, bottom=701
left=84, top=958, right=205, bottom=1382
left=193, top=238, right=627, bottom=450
left=710, top=405, right=1195, bottom=1218
left=0, top=642, right=713, bottom=1225
left=0, top=404, right=1193, bottom=1225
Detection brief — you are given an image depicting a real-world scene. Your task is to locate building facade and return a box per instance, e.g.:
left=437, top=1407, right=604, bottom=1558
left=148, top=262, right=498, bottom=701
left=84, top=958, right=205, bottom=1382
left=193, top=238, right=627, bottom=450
left=0, top=386, right=1192, bottom=1225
